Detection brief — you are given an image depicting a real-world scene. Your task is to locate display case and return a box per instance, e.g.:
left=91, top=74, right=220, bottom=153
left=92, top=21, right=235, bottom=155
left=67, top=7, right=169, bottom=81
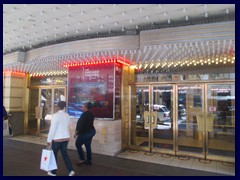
left=67, top=62, right=122, bottom=120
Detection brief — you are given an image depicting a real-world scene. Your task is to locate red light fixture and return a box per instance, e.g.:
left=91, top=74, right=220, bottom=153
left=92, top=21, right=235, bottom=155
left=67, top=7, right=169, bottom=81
left=3, top=70, right=27, bottom=77
left=63, top=56, right=130, bottom=68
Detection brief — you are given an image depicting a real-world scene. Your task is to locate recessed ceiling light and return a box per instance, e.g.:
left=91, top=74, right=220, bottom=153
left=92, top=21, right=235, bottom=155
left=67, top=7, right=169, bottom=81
left=226, top=8, right=229, bottom=14
left=185, top=15, right=189, bottom=21
left=114, top=22, right=118, bottom=26
left=205, top=12, right=208, bottom=18
left=139, top=7, right=143, bottom=11
left=129, top=19, right=133, bottom=23
left=11, top=7, right=16, bottom=12
left=96, top=7, right=101, bottom=12
left=54, top=7, right=58, bottom=12
left=145, top=15, right=149, bottom=20
left=121, top=11, right=126, bottom=15
left=80, top=11, right=85, bottom=15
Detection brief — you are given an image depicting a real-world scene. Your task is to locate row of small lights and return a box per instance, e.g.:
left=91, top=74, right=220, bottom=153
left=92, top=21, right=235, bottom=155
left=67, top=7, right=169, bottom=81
left=134, top=56, right=235, bottom=70
left=3, top=70, right=27, bottom=77
left=63, top=59, right=130, bottom=68
left=30, top=71, right=68, bottom=77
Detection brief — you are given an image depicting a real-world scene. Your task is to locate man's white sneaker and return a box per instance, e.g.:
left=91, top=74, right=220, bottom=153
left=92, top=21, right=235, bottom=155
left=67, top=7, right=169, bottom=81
left=47, top=171, right=56, bottom=176
left=69, top=171, right=75, bottom=176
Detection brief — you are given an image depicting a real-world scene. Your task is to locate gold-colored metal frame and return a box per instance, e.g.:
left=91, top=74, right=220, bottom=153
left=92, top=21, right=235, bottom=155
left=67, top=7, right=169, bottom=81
left=25, top=85, right=67, bottom=137
left=128, top=80, right=235, bottom=163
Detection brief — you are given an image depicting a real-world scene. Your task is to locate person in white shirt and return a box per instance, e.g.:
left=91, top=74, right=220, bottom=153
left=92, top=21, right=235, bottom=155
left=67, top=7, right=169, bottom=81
left=47, top=101, right=75, bottom=176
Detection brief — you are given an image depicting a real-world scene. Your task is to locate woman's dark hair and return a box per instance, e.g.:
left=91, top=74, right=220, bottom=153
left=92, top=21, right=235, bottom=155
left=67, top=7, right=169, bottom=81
left=57, top=101, right=66, bottom=110
left=85, top=102, right=93, bottom=110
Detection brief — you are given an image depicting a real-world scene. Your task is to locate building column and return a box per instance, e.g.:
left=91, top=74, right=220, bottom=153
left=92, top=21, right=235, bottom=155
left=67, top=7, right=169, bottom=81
left=3, top=71, right=28, bottom=136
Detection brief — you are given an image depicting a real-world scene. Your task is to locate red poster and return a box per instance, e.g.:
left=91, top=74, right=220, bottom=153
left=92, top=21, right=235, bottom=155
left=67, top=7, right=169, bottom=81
left=68, top=63, right=115, bottom=119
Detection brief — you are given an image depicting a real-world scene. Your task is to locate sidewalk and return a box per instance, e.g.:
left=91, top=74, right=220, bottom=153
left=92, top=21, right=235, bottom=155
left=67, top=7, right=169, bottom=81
left=3, top=137, right=229, bottom=176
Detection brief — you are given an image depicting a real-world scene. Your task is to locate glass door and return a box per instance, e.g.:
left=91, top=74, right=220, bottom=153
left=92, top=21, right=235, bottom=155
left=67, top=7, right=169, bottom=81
left=206, top=83, right=235, bottom=161
left=27, top=88, right=39, bottom=135
left=177, top=84, right=204, bottom=157
left=129, top=85, right=175, bottom=153
left=40, top=88, right=52, bottom=135
left=130, top=86, right=150, bottom=150
left=130, top=82, right=235, bottom=161
left=39, top=87, right=66, bottom=136
left=152, top=85, right=174, bottom=152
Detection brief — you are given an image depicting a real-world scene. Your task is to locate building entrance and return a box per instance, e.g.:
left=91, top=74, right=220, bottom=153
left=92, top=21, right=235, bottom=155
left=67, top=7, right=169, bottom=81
left=129, top=81, right=235, bottom=162
left=27, top=86, right=66, bottom=136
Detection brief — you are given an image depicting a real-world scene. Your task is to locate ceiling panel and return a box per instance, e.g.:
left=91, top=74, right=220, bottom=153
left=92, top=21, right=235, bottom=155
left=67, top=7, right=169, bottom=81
left=3, top=4, right=235, bottom=53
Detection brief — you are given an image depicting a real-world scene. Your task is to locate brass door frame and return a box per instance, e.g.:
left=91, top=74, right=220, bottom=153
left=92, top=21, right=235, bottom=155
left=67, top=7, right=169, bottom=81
left=128, top=84, right=176, bottom=155
left=128, top=80, right=235, bottom=162
left=26, top=85, right=67, bottom=136
left=38, top=86, right=67, bottom=136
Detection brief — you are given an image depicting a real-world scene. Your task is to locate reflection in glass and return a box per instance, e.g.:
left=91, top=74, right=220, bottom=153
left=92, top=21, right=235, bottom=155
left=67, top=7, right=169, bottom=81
left=152, top=86, right=173, bottom=150
left=28, top=89, right=39, bottom=134
left=207, top=84, right=235, bottom=157
left=131, top=86, right=149, bottom=147
left=177, top=84, right=203, bottom=153
left=40, top=89, right=52, bottom=135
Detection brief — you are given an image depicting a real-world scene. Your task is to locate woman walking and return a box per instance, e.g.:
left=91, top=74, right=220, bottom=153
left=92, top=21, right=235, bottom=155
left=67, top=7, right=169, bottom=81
left=47, top=101, right=75, bottom=176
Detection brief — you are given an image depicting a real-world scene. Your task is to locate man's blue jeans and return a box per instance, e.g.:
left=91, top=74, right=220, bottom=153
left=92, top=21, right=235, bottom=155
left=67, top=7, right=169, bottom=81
left=75, top=129, right=96, bottom=162
left=51, top=141, right=74, bottom=174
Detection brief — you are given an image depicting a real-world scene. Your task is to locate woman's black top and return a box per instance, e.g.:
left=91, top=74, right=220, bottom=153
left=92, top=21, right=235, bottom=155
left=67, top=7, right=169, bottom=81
left=76, top=110, right=95, bottom=135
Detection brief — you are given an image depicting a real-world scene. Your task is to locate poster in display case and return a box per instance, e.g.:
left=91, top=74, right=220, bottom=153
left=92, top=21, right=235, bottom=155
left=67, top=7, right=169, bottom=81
left=68, top=63, right=121, bottom=119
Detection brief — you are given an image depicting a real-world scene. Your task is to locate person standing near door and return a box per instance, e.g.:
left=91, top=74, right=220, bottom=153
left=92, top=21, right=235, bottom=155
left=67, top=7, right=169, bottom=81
left=3, top=106, right=8, bottom=121
left=74, top=102, right=96, bottom=165
left=3, top=106, right=12, bottom=136
left=47, top=101, right=75, bottom=176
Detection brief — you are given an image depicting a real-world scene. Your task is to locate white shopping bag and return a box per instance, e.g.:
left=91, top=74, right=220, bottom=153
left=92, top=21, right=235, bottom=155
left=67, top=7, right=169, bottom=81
left=40, top=149, right=58, bottom=171
left=3, top=120, right=9, bottom=136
